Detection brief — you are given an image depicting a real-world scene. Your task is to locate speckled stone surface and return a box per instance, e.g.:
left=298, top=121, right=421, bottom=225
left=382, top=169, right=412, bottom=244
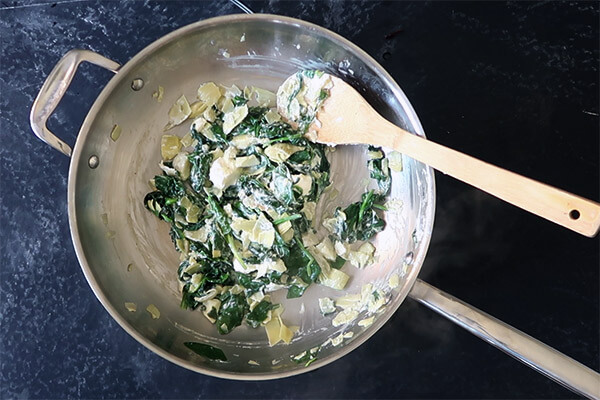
left=1, top=1, right=598, bottom=398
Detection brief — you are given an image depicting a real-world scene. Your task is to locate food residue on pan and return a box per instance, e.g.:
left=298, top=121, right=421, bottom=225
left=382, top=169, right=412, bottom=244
left=152, top=86, right=164, bottom=103
left=110, top=124, right=122, bottom=142
left=143, top=71, right=403, bottom=354
left=146, top=304, right=160, bottom=319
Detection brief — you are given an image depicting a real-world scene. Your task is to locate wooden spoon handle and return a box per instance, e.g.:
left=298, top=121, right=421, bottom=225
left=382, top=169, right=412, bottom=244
left=371, top=120, right=600, bottom=237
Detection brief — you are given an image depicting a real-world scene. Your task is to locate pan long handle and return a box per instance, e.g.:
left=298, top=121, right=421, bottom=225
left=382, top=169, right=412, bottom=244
left=30, top=49, right=120, bottom=157
left=409, top=279, right=600, bottom=399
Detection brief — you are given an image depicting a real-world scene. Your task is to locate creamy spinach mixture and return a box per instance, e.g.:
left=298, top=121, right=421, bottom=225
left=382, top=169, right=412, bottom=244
left=144, top=70, right=393, bottom=345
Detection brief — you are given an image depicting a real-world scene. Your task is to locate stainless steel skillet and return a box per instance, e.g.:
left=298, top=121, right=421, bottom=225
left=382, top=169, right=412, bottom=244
left=30, top=14, right=599, bottom=398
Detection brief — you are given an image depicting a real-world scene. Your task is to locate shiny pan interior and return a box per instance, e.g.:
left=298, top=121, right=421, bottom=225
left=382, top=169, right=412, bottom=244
left=68, top=14, right=436, bottom=379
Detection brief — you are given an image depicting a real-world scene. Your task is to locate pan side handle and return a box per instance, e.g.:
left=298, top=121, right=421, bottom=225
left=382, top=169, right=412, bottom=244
left=30, top=49, right=120, bottom=157
left=409, top=279, right=600, bottom=399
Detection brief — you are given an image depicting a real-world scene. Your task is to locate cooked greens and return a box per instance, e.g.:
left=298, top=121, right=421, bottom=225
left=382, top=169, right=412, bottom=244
left=184, top=342, right=227, bottom=361
left=144, top=76, right=394, bottom=343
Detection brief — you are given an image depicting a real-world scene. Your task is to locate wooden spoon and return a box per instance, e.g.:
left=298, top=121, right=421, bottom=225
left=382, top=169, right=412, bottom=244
left=283, top=74, right=600, bottom=237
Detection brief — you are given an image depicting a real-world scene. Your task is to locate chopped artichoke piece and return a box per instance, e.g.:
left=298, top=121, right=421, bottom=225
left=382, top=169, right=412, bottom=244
left=180, top=131, right=194, bottom=148
left=152, top=85, right=164, bottom=102
left=330, top=332, right=345, bottom=346
left=293, top=174, right=313, bottom=196
left=231, top=134, right=260, bottom=149
left=315, top=237, right=336, bottom=262
left=202, top=299, right=221, bottom=323
left=348, top=242, right=375, bottom=269
left=252, top=87, right=276, bottom=107
left=301, top=201, right=316, bottom=221
left=164, top=95, right=191, bottom=131
left=358, top=316, right=375, bottom=328
left=173, top=152, right=191, bottom=180
left=197, top=82, right=221, bottom=107
left=235, top=155, right=259, bottom=168
left=332, top=309, right=358, bottom=327
left=388, top=151, right=403, bottom=172
left=264, top=108, right=281, bottom=123
left=209, top=149, right=240, bottom=190
left=301, top=231, right=320, bottom=247
left=388, top=273, right=400, bottom=289
left=160, top=134, right=181, bottom=160
left=146, top=304, right=161, bottom=319
left=124, top=302, right=137, bottom=312
left=189, top=100, right=208, bottom=119
left=223, top=104, right=248, bottom=134
left=319, top=268, right=349, bottom=291
left=110, top=124, right=122, bottom=142
left=264, top=143, right=303, bottom=163
left=318, top=297, right=336, bottom=315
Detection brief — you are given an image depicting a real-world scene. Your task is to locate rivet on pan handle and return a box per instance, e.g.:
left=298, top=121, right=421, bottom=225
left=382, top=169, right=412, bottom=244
left=409, top=279, right=600, bottom=399
left=30, top=49, right=120, bottom=157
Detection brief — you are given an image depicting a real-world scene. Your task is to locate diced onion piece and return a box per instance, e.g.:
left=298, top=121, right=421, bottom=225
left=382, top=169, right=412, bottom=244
left=160, top=135, right=181, bottom=160
left=124, top=302, right=137, bottom=312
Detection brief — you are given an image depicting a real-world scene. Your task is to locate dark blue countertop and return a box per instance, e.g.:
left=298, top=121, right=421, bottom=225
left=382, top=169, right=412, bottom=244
left=1, top=1, right=598, bottom=398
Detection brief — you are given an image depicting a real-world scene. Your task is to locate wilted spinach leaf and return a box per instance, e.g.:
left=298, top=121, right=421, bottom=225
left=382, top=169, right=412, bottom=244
left=246, top=300, right=278, bottom=328
left=216, top=292, right=248, bottom=334
left=184, top=342, right=227, bottom=361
